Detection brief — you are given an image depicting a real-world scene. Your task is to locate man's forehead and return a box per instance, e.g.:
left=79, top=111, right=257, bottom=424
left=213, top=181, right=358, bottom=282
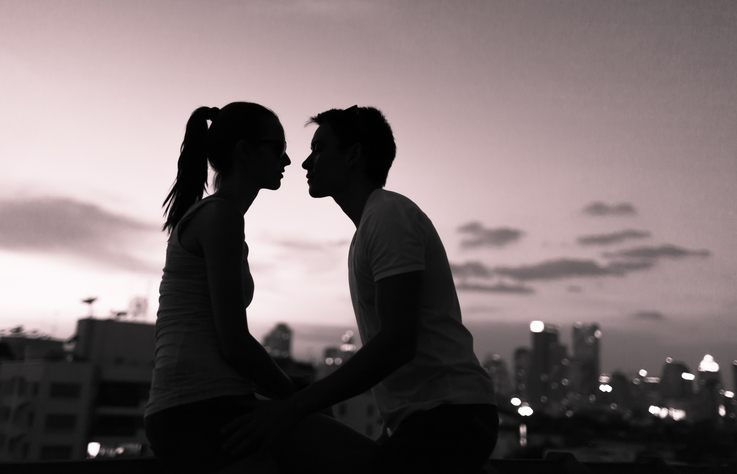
left=311, top=123, right=337, bottom=143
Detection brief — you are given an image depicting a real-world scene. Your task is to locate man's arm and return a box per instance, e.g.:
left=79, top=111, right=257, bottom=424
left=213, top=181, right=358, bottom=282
left=222, top=270, right=422, bottom=454
left=291, top=270, right=421, bottom=412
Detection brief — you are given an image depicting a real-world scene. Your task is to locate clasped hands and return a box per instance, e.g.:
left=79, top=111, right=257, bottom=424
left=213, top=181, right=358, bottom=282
left=221, top=375, right=332, bottom=457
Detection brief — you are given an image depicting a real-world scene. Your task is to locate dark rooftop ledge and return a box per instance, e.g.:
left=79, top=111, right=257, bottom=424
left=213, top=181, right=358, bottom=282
left=0, top=453, right=734, bottom=473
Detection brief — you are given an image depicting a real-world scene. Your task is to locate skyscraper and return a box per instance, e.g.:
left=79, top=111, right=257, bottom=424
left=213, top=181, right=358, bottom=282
left=482, top=354, right=512, bottom=399
left=571, top=323, right=601, bottom=396
left=513, top=347, right=530, bottom=401
left=528, top=321, right=566, bottom=407
left=659, top=358, right=693, bottom=400
left=262, top=323, right=292, bottom=359
left=697, top=354, right=722, bottom=391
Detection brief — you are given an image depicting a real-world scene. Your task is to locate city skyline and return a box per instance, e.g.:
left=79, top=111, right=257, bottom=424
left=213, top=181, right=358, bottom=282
left=1, top=1, right=735, bottom=390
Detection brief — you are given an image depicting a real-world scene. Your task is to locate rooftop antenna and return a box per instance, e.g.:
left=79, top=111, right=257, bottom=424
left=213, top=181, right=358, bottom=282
left=81, top=297, right=97, bottom=317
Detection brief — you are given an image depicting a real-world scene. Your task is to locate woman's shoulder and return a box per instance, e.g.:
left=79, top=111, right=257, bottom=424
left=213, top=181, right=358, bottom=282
left=179, top=197, right=243, bottom=245
left=190, top=197, right=242, bottom=223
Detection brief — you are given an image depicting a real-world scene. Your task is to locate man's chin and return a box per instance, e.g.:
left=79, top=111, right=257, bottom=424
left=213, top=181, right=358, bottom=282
left=307, top=185, right=328, bottom=198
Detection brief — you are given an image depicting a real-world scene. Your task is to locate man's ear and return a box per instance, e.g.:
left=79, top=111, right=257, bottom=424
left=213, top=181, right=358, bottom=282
left=347, top=143, right=363, bottom=168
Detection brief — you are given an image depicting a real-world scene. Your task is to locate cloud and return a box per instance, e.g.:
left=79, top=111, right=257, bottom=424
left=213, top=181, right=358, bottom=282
left=458, top=221, right=523, bottom=248
left=456, top=282, right=535, bottom=294
left=582, top=202, right=637, bottom=216
left=493, top=258, right=641, bottom=281
left=578, top=229, right=651, bottom=246
left=605, top=244, right=710, bottom=260
left=450, top=261, right=493, bottom=279
left=632, top=311, right=666, bottom=321
left=451, top=257, right=655, bottom=283
left=0, top=196, right=160, bottom=272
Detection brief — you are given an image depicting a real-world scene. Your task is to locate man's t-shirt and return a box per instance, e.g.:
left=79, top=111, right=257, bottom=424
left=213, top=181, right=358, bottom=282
left=348, top=189, right=496, bottom=433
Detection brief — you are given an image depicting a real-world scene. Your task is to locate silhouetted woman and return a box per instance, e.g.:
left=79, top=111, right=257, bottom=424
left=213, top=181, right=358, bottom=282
left=143, top=102, right=295, bottom=472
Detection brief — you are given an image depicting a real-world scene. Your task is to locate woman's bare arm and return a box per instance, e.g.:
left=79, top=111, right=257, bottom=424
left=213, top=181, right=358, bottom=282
left=189, top=200, right=296, bottom=399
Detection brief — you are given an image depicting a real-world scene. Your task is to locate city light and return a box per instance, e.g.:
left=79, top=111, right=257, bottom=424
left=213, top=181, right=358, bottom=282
left=510, top=397, right=522, bottom=406
left=649, top=405, right=687, bottom=421
left=725, top=391, right=735, bottom=399
left=518, top=403, right=534, bottom=416
left=699, top=354, right=719, bottom=373
left=87, top=442, right=101, bottom=458
left=599, top=384, right=612, bottom=393
left=530, top=320, right=544, bottom=333
left=519, top=423, right=528, bottom=447
left=639, top=369, right=648, bottom=377
left=681, top=372, right=695, bottom=381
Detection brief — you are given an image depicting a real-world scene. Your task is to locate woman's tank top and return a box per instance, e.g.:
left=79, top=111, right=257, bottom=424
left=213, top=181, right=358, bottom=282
left=145, top=198, right=255, bottom=417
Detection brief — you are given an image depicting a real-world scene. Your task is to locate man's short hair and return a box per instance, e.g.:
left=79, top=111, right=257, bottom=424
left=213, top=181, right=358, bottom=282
left=308, top=106, right=396, bottom=187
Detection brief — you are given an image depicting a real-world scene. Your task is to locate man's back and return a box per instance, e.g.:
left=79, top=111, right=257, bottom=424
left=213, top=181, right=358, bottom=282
left=348, top=189, right=496, bottom=433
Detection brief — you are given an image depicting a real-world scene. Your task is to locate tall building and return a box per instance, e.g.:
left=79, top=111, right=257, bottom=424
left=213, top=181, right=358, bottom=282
left=659, top=358, right=693, bottom=401
left=315, top=330, right=380, bottom=439
left=0, top=317, right=155, bottom=462
left=513, top=347, right=530, bottom=400
left=262, top=323, right=292, bottom=359
left=697, top=354, right=722, bottom=391
left=482, top=354, right=512, bottom=400
left=571, top=323, right=601, bottom=396
left=528, top=321, right=567, bottom=407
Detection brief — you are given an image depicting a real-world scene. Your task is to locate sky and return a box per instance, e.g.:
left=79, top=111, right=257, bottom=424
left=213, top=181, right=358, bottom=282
left=1, top=0, right=735, bottom=387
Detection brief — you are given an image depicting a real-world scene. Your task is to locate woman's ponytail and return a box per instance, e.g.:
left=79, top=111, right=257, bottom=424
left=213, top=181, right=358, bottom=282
left=162, top=106, right=218, bottom=233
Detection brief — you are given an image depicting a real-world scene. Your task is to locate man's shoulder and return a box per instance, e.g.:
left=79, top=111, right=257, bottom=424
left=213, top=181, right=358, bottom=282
left=365, top=189, right=421, bottom=215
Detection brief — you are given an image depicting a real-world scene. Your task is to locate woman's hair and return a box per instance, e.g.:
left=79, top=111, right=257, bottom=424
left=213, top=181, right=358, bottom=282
left=162, top=102, right=278, bottom=233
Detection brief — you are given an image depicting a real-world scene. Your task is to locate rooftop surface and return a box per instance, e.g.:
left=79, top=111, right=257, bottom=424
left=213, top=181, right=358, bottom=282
left=0, top=453, right=734, bottom=474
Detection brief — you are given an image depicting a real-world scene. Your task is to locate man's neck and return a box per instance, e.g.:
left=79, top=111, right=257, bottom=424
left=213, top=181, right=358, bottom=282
left=333, top=182, right=381, bottom=228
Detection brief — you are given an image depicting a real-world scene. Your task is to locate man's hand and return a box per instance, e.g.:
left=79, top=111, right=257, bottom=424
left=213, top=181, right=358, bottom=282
left=221, top=399, right=304, bottom=457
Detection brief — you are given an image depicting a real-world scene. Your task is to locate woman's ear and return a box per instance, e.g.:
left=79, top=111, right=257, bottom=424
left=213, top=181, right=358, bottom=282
left=235, top=139, right=248, bottom=156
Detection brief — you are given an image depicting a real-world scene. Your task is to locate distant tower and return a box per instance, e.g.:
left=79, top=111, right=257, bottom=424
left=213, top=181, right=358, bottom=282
left=571, top=323, right=601, bottom=395
left=659, top=358, right=693, bottom=400
left=697, top=354, right=722, bottom=391
left=528, top=321, right=566, bottom=406
left=81, top=297, right=97, bottom=317
left=733, top=360, right=737, bottom=393
left=513, top=347, right=531, bottom=400
left=482, top=354, right=512, bottom=399
left=262, top=323, right=292, bottom=359
left=317, top=330, right=358, bottom=379
left=694, top=355, right=723, bottom=422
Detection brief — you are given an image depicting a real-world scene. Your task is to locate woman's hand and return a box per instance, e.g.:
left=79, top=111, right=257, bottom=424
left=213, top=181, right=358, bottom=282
left=221, top=399, right=304, bottom=457
left=289, top=374, right=312, bottom=391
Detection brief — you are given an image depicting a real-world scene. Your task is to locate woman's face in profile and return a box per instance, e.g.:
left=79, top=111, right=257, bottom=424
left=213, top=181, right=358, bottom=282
left=244, top=118, right=291, bottom=191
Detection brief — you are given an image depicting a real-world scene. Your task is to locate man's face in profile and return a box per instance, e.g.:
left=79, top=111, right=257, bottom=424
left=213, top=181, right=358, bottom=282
left=303, top=124, right=352, bottom=198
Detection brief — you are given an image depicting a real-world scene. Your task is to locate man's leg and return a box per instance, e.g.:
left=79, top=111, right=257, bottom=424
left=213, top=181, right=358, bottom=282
left=274, top=412, right=380, bottom=474
left=372, top=404, right=499, bottom=474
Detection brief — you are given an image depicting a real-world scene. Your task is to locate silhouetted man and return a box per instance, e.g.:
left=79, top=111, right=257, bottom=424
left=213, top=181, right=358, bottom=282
left=224, top=105, right=498, bottom=474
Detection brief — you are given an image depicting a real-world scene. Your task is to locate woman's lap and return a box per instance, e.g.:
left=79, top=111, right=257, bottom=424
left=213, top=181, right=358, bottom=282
left=144, top=395, right=259, bottom=473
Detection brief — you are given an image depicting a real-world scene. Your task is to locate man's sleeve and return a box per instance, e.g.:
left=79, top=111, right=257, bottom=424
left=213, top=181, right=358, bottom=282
left=362, top=203, right=427, bottom=282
